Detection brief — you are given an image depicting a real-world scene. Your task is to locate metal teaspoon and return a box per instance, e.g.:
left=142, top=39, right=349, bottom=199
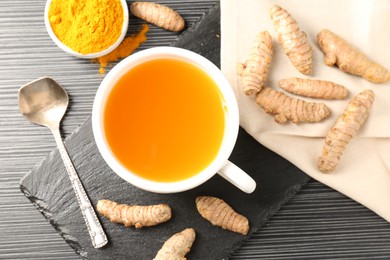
left=18, top=77, right=108, bottom=248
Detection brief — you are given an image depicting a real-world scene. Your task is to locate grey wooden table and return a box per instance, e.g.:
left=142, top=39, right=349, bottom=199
left=1, top=0, right=390, bottom=259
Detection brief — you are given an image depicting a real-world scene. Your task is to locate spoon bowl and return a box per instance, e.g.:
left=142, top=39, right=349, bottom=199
left=19, top=77, right=68, bottom=127
left=18, top=77, right=108, bottom=248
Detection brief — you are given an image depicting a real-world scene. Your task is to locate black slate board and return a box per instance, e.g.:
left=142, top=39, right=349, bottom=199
left=20, top=4, right=309, bottom=260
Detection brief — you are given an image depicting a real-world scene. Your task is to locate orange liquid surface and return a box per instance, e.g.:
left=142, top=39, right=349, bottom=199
left=104, top=58, right=225, bottom=182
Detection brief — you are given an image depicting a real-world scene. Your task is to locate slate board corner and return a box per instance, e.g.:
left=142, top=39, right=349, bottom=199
left=20, top=183, right=88, bottom=259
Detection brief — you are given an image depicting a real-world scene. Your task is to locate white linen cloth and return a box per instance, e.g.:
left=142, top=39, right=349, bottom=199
left=221, top=0, right=390, bottom=222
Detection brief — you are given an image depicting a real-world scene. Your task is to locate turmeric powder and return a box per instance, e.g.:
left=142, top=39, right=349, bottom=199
left=48, top=0, right=124, bottom=55
left=94, top=24, right=149, bottom=74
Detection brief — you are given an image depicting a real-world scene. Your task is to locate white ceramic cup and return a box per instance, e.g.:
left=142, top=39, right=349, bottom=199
left=92, top=47, right=256, bottom=194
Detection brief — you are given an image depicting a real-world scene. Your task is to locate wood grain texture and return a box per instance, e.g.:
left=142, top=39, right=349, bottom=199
left=1, top=0, right=390, bottom=259
left=233, top=180, right=390, bottom=259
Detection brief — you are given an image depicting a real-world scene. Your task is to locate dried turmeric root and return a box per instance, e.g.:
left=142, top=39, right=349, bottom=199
left=237, top=31, right=273, bottom=95
left=130, top=2, right=185, bottom=32
left=270, top=5, right=312, bottom=75
left=154, top=228, right=196, bottom=260
left=256, top=87, right=330, bottom=124
left=317, top=29, right=390, bottom=83
left=318, top=89, right=375, bottom=173
left=278, top=78, right=348, bottom=100
left=96, top=199, right=171, bottom=228
left=195, top=196, right=249, bottom=235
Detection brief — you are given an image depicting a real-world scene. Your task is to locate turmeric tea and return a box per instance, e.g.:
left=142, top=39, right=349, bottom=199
left=104, top=58, right=225, bottom=182
left=48, top=0, right=124, bottom=54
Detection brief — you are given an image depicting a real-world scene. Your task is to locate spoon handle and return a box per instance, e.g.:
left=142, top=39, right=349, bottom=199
left=51, top=126, right=108, bottom=249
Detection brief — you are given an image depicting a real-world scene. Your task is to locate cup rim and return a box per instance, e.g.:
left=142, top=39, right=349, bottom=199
left=44, top=0, right=129, bottom=59
left=92, top=47, right=239, bottom=193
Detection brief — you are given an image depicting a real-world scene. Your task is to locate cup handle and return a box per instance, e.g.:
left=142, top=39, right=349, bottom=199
left=217, top=161, right=256, bottom=194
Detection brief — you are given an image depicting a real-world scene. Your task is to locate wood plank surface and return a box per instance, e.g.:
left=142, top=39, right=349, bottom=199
left=1, top=0, right=390, bottom=259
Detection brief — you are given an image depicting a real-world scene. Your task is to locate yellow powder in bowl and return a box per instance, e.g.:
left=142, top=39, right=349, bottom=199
left=48, top=0, right=124, bottom=54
